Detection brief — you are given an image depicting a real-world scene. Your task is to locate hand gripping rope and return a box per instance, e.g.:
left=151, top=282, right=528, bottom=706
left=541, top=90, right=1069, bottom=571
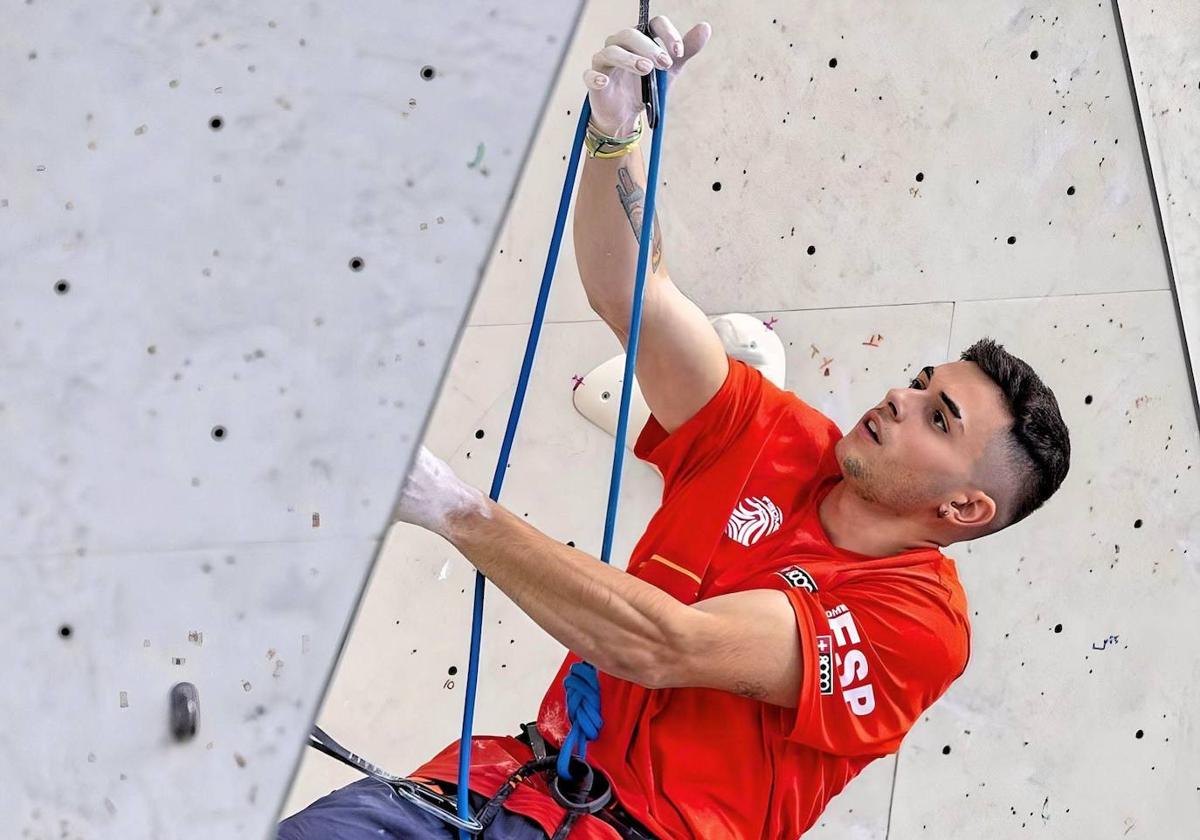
left=306, top=16, right=670, bottom=840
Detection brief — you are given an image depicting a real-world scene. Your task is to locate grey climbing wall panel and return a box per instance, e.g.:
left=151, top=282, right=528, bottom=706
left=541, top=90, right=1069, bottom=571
left=290, top=1, right=1200, bottom=838
left=1116, top=0, right=1200, bottom=421
left=0, top=1, right=582, bottom=838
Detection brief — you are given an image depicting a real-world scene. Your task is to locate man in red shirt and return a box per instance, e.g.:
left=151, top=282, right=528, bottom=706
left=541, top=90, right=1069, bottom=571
left=279, top=14, right=1070, bottom=840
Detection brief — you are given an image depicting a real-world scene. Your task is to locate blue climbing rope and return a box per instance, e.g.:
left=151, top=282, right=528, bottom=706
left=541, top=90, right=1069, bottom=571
left=452, top=69, right=670, bottom=838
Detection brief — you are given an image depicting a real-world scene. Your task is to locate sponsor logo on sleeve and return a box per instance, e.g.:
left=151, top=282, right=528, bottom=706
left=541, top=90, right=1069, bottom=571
left=776, top=565, right=818, bottom=593
left=816, top=634, right=835, bottom=696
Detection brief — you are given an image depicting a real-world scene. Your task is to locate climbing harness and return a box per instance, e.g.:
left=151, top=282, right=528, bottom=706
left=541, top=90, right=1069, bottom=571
left=309, top=6, right=669, bottom=837
left=308, top=725, right=486, bottom=834
left=308, top=721, right=657, bottom=839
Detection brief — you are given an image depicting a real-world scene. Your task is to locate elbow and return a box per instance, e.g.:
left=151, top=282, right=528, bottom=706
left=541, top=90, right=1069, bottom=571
left=584, top=292, right=610, bottom=320
left=596, top=636, right=670, bottom=690
left=586, top=293, right=625, bottom=327
left=625, top=608, right=704, bottom=691
left=638, top=657, right=682, bottom=691
left=607, top=649, right=674, bottom=691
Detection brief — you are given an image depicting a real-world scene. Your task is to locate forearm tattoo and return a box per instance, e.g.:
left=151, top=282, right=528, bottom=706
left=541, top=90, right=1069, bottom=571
left=615, top=165, right=664, bottom=273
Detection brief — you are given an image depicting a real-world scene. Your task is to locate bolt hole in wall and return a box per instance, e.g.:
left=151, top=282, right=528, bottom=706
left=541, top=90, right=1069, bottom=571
left=59, top=624, right=73, bottom=639
left=420, top=65, right=436, bottom=80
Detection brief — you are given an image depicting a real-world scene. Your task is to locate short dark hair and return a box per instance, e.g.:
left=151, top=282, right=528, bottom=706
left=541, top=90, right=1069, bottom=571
left=960, top=338, right=1070, bottom=530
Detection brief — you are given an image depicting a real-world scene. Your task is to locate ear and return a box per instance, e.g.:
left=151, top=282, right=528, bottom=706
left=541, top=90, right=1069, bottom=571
left=939, top=491, right=997, bottom=530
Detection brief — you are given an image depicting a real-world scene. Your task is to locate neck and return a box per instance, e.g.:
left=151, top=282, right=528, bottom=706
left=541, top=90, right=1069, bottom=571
left=818, top=479, right=943, bottom=557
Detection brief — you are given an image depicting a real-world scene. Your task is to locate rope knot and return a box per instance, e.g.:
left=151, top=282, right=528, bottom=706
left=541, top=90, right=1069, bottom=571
left=556, top=662, right=603, bottom=780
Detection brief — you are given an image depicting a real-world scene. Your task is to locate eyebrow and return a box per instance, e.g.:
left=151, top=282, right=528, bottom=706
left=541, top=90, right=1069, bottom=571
left=922, top=366, right=964, bottom=426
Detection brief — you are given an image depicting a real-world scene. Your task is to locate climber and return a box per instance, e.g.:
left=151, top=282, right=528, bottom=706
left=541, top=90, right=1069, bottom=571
left=279, top=14, right=1070, bottom=840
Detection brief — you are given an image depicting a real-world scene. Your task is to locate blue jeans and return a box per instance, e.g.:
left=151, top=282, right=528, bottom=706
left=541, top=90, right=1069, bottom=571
left=277, top=778, right=549, bottom=839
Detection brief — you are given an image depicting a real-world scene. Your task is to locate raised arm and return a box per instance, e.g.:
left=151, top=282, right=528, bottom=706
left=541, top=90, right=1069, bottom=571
left=573, top=18, right=728, bottom=434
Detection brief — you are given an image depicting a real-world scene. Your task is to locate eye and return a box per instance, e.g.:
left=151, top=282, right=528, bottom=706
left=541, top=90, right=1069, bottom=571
left=902, top=379, right=950, bottom=436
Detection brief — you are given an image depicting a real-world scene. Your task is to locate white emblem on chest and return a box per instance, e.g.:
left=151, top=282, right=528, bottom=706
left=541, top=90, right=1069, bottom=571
left=724, top=495, right=784, bottom=546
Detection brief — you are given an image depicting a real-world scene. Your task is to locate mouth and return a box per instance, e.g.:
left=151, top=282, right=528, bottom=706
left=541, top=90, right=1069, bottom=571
left=860, top=410, right=882, bottom=445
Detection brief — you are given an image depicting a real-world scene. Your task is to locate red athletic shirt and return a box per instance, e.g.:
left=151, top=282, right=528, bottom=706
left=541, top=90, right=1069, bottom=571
left=411, top=357, right=972, bottom=839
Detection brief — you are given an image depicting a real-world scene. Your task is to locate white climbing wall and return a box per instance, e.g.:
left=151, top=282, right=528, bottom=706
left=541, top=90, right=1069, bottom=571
left=289, top=1, right=1200, bottom=837
left=0, top=1, right=582, bottom=838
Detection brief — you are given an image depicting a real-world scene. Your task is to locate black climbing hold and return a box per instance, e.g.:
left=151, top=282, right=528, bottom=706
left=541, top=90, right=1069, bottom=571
left=712, top=181, right=722, bottom=191
left=169, top=682, right=200, bottom=742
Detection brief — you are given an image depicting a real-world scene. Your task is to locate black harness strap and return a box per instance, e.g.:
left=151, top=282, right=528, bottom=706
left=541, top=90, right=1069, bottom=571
left=517, top=723, right=659, bottom=840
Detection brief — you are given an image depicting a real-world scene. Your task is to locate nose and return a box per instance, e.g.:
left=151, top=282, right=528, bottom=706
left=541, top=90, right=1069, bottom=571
left=882, top=388, right=907, bottom=421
